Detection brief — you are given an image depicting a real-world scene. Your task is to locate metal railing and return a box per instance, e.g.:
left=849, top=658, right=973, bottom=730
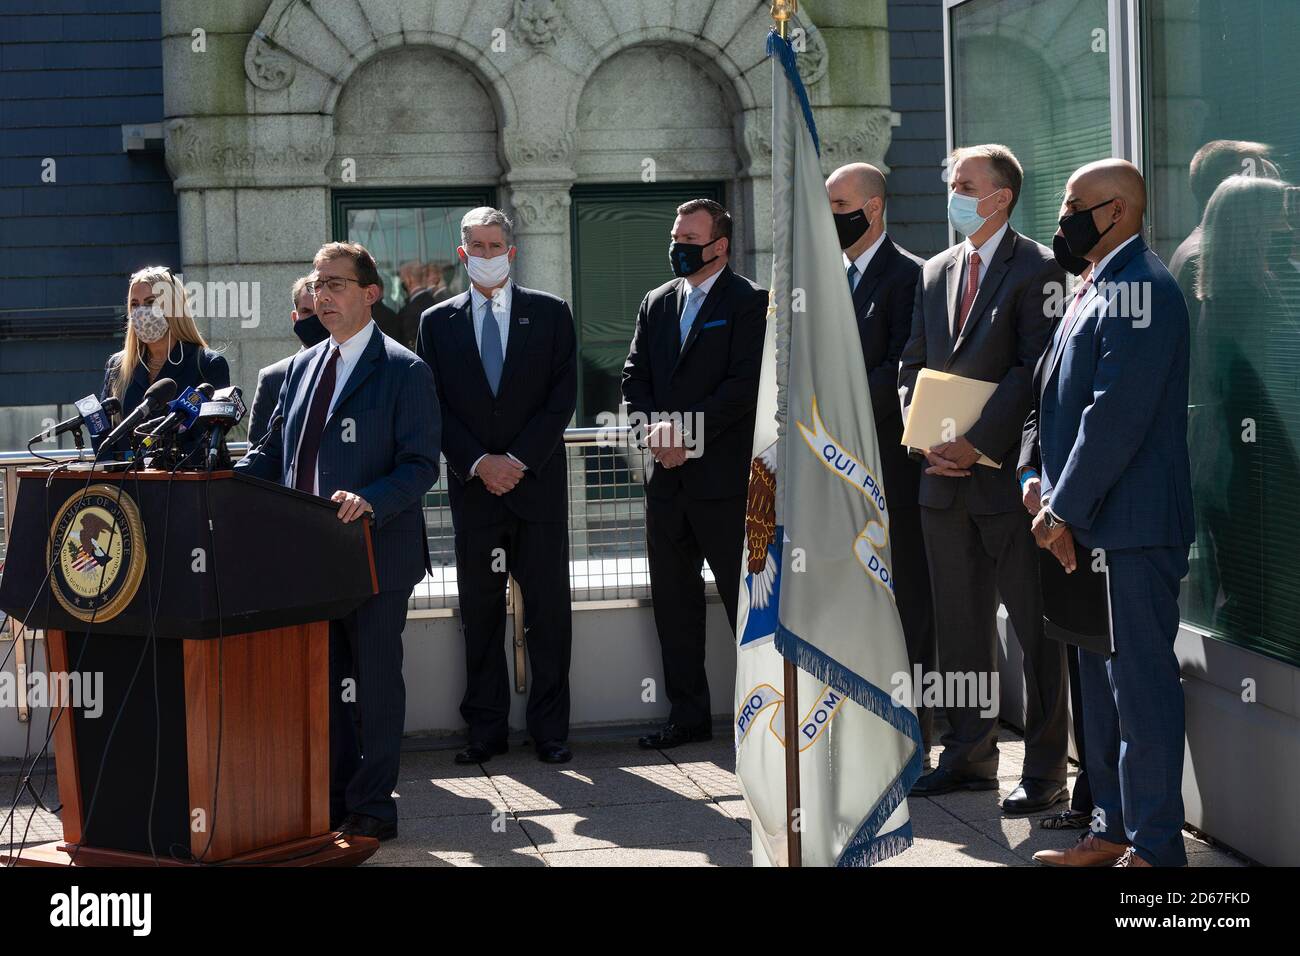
left=0, top=427, right=715, bottom=619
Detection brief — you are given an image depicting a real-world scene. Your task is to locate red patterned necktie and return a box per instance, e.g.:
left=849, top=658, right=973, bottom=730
left=956, top=250, right=981, bottom=334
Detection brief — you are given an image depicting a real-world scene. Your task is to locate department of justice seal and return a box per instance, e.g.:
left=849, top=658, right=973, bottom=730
left=47, top=484, right=146, bottom=623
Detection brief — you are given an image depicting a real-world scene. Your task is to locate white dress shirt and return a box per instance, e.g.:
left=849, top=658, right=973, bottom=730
left=684, top=267, right=723, bottom=298
left=289, top=319, right=376, bottom=496
left=963, top=220, right=1009, bottom=287
left=467, top=282, right=527, bottom=479
left=844, top=232, right=887, bottom=291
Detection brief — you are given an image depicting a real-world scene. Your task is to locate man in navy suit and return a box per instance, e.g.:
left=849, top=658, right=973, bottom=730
left=1024, top=160, right=1195, bottom=867
left=236, top=241, right=441, bottom=842
left=416, top=208, right=577, bottom=766
left=826, top=162, right=936, bottom=763
left=622, top=199, right=768, bottom=750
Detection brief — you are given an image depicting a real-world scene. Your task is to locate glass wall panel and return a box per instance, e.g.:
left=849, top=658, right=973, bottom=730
left=1145, top=0, right=1300, bottom=665
left=950, top=0, right=1112, bottom=245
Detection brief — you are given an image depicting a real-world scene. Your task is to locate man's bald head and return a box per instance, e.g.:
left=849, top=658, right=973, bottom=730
left=1060, top=159, right=1147, bottom=262
left=826, top=163, right=888, bottom=254
left=827, top=163, right=887, bottom=206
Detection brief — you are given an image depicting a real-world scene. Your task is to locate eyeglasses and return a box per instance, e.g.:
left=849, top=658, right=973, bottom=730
left=304, top=276, right=364, bottom=295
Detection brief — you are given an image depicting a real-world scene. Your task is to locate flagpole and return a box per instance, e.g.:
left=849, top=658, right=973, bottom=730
left=771, top=0, right=802, bottom=870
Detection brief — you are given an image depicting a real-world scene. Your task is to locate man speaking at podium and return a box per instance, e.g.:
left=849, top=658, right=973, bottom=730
left=237, top=241, right=441, bottom=842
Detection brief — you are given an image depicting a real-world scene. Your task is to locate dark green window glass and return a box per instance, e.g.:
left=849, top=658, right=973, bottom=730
left=1145, top=0, right=1300, bottom=666
left=951, top=0, right=1112, bottom=246
left=570, top=183, right=725, bottom=426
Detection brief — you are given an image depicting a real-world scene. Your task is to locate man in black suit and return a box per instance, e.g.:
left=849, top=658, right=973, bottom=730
left=247, top=275, right=330, bottom=446
left=416, top=207, right=577, bottom=765
left=826, top=162, right=936, bottom=764
left=236, top=241, right=441, bottom=842
left=899, top=144, right=1069, bottom=812
left=622, top=198, right=768, bottom=749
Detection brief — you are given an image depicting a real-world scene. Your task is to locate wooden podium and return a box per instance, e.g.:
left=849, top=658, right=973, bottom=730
left=0, top=467, right=384, bottom=866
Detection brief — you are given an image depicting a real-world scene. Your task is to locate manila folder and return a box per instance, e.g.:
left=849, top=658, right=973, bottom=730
left=900, top=368, right=1001, bottom=467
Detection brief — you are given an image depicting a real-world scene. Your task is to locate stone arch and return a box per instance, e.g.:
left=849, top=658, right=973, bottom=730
left=574, top=41, right=744, bottom=182
left=331, top=45, right=504, bottom=187
left=243, top=0, right=521, bottom=135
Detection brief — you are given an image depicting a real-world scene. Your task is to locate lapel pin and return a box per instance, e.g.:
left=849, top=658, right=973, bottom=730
left=518, top=316, right=530, bottom=325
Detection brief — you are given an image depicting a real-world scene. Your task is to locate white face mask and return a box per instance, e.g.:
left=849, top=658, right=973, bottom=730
left=464, top=253, right=511, bottom=289
left=130, top=304, right=169, bottom=344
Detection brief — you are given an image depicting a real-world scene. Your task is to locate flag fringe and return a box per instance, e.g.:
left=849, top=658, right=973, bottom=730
left=776, top=625, right=925, bottom=866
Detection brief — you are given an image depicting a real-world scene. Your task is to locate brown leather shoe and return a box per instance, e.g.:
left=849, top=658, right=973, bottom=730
left=1113, top=846, right=1153, bottom=867
left=1033, top=832, right=1130, bottom=867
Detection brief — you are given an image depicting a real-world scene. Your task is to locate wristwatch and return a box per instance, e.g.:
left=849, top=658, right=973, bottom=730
left=1041, top=505, right=1065, bottom=530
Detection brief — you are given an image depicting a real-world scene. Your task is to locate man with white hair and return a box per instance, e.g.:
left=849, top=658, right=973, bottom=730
left=416, top=207, right=578, bottom=765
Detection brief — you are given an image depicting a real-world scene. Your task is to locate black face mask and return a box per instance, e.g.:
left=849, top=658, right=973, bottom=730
left=833, top=207, right=871, bottom=250
left=1052, top=232, right=1090, bottom=277
left=292, top=312, right=329, bottom=348
left=1059, top=198, right=1117, bottom=259
left=669, top=240, right=721, bottom=279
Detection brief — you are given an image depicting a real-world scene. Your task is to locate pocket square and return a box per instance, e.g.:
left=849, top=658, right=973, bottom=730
left=701, top=319, right=727, bottom=330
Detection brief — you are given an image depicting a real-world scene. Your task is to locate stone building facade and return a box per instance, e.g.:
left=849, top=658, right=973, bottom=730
left=161, top=0, right=899, bottom=394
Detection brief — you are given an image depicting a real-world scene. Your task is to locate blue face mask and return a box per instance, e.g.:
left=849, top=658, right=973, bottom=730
left=947, top=190, right=1000, bottom=237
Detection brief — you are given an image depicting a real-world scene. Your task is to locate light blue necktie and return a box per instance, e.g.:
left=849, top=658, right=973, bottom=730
left=847, top=261, right=859, bottom=293
left=679, top=285, right=706, bottom=350
left=479, top=299, right=504, bottom=395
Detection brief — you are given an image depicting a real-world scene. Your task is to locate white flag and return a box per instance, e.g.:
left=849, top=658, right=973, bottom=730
left=733, top=30, right=923, bottom=867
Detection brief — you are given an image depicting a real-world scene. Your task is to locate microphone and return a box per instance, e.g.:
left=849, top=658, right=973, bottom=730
left=29, top=395, right=121, bottom=444
left=195, top=386, right=247, bottom=470
left=98, top=378, right=178, bottom=454
left=140, top=383, right=214, bottom=450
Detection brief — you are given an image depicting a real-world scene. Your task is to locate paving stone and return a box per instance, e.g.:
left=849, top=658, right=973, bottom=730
left=380, top=848, right=546, bottom=868
left=396, top=748, right=496, bottom=779
left=366, top=808, right=536, bottom=864
left=542, top=838, right=752, bottom=867
left=393, top=774, right=507, bottom=820
left=673, top=758, right=743, bottom=799
left=518, top=799, right=748, bottom=853
left=490, top=764, right=709, bottom=813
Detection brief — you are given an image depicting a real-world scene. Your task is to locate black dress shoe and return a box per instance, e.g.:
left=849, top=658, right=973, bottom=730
left=909, top=766, right=998, bottom=796
left=454, top=740, right=508, bottom=765
left=1002, top=777, right=1069, bottom=814
left=536, top=740, right=572, bottom=764
left=638, top=722, right=713, bottom=750
left=337, top=812, right=397, bottom=842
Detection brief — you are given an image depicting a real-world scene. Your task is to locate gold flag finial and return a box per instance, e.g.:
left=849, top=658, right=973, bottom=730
left=771, top=0, right=797, bottom=39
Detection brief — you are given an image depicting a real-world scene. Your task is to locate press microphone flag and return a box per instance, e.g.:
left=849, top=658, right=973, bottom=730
left=97, top=378, right=178, bottom=453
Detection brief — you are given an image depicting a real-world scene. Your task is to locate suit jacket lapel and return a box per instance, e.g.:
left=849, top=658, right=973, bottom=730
left=949, top=227, right=1016, bottom=362
left=450, top=292, right=494, bottom=398
left=284, top=341, right=329, bottom=473
left=659, top=278, right=684, bottom=374
left=851, top=237, right=892, bottom=318
left=498, top=282, right=533, bottom=394
left=944, top=249, right=962, bottom=350
left=675, top=268, right=731, bottom=372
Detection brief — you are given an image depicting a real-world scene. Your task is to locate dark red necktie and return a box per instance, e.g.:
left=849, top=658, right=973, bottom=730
left=956, top=250, right=981, bottom=335
left=294, top=346, right=340, bottom=494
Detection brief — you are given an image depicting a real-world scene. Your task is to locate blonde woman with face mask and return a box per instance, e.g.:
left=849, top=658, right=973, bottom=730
left=97, top=266, right=230, bottom=451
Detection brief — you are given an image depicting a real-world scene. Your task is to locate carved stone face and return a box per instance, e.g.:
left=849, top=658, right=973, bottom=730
left=516, top=0, right=563, bottom=47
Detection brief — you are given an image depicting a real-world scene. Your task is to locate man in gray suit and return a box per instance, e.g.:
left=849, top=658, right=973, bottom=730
left=898, top=144, right=1070, bottom=813
left=247, top=275, right=329, bottom=446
